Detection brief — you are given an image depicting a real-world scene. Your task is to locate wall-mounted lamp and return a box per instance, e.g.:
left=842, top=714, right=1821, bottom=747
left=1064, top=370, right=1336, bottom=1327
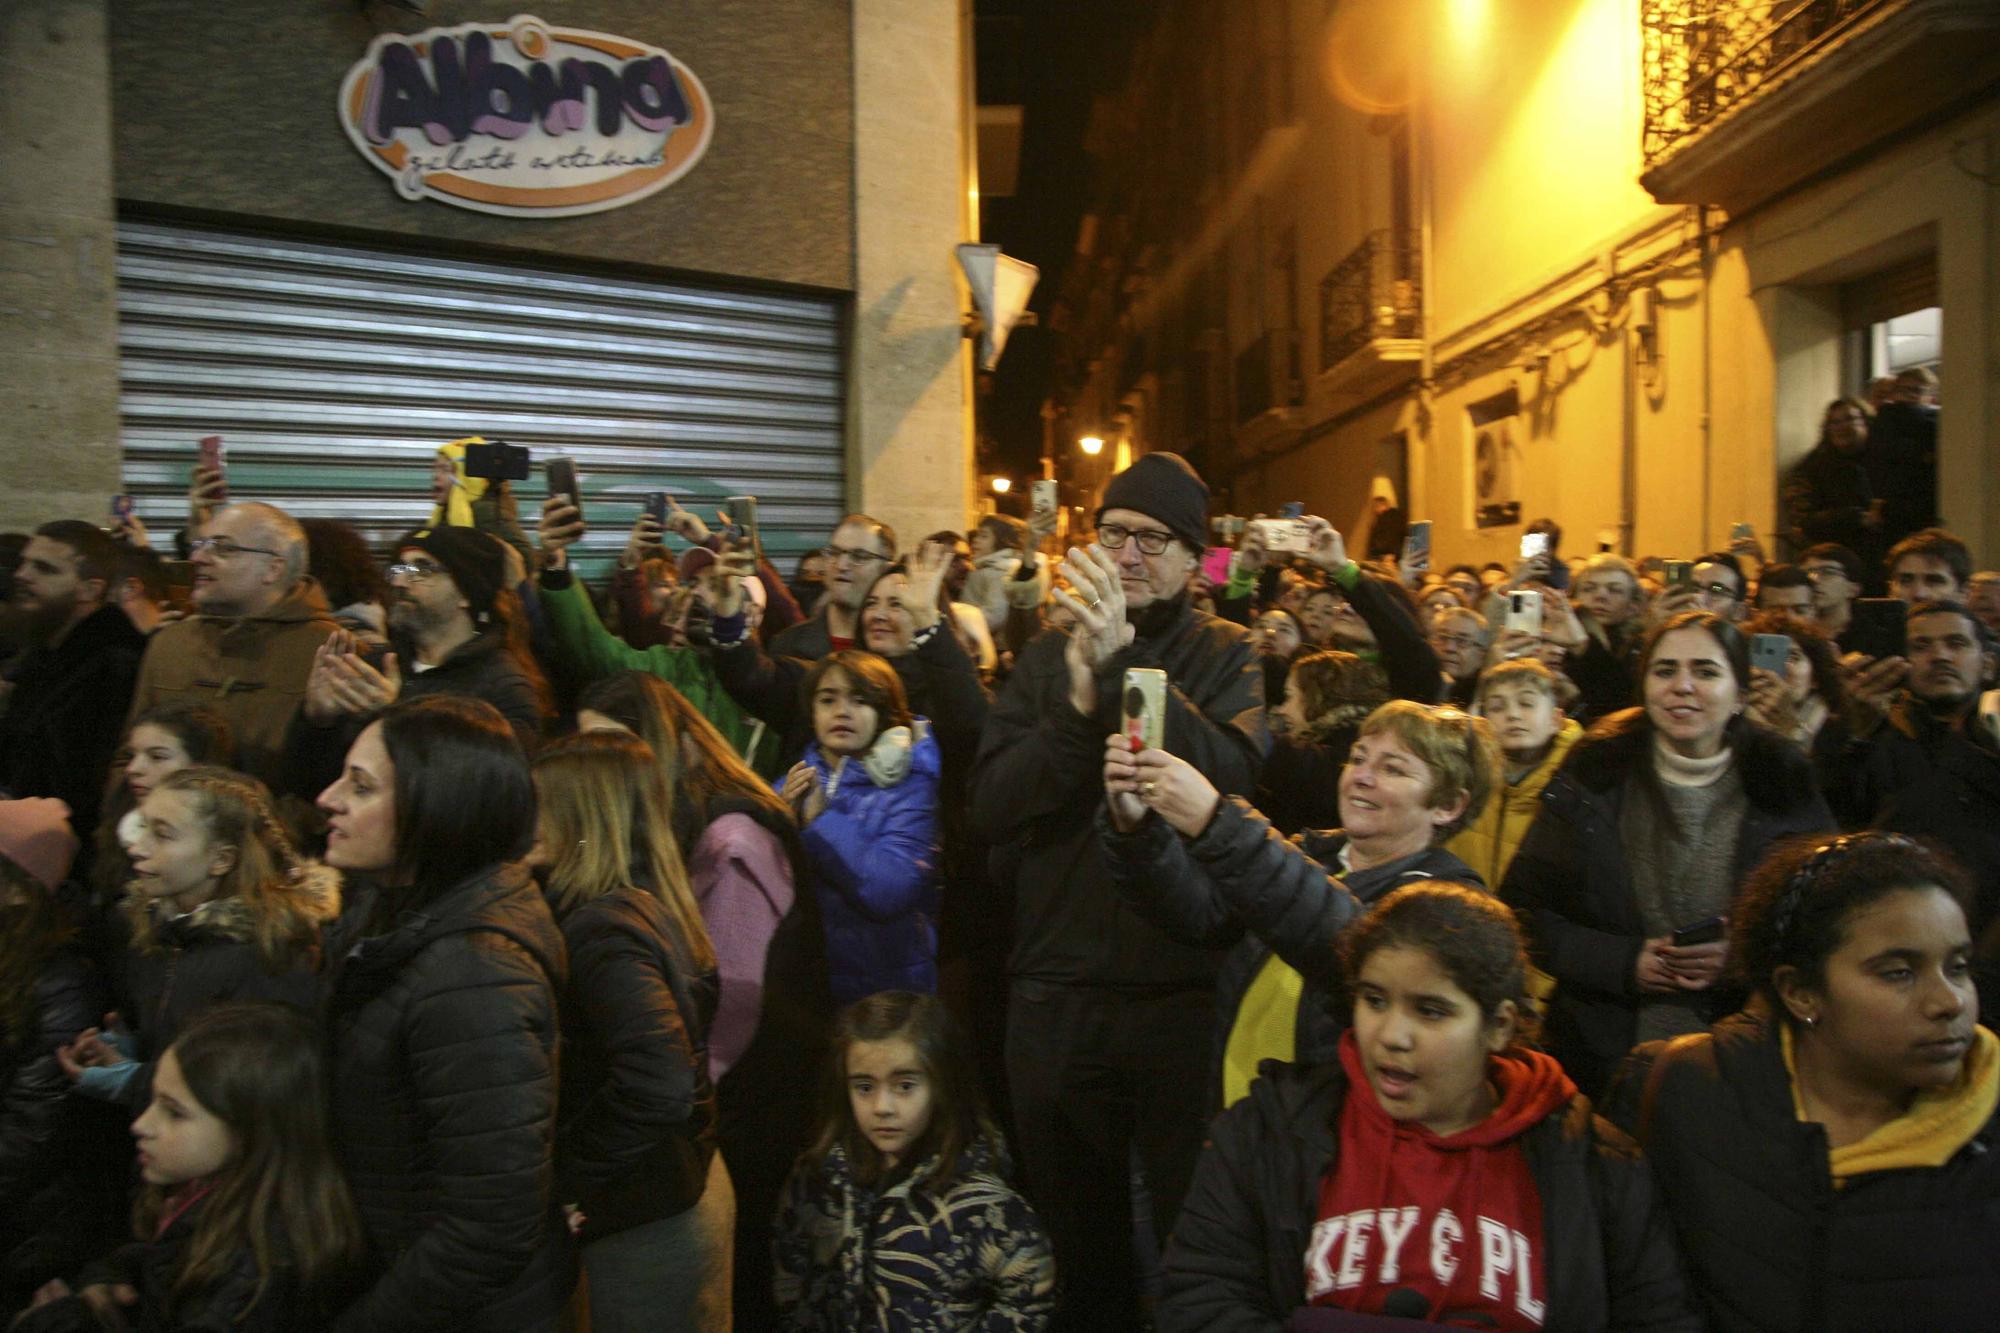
left=1078, top=435, right=1104, bottom=456
left=991, top=476, right=1012, bottom=494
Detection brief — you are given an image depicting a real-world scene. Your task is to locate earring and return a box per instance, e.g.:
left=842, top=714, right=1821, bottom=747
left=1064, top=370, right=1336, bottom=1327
left=1802, top=1014, right=1817, bottom=1028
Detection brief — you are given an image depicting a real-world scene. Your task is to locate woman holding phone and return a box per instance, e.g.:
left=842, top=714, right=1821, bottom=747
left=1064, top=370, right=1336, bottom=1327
left=1500, top=611, right=1834, bottom=1097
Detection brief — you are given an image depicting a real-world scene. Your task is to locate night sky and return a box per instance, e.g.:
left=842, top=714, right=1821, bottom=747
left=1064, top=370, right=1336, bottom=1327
left=976, top=0, right=1157, bottom=480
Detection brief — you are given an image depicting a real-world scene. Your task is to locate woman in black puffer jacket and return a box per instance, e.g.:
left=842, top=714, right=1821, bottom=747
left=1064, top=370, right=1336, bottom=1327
left=315, top=697, right=574, bottom=1332
left=532, top=730, right=730, bottom=1330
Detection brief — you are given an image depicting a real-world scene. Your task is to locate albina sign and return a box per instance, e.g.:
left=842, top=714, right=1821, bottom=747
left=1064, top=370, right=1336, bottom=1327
left=337, top=14, right=713, bottom=218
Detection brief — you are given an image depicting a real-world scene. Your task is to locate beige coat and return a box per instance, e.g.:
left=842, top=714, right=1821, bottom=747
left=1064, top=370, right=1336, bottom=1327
left=126, top=579, right=339, bottom=788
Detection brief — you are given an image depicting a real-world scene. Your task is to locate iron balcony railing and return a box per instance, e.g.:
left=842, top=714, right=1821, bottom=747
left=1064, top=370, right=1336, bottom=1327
left=1642, top=0, right=1891, bottom=166
left=1317, top=229, right=1422, bottom=375
left=1234, top=328, right=1302, bottom=426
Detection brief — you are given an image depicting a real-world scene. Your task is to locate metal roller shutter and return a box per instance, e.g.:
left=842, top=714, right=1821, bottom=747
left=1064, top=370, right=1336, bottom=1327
left=115, top=218, right=847, bottom=580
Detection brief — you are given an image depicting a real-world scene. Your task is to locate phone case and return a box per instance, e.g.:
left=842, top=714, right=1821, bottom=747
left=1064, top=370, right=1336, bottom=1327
left=1123, top=668, right=1167, bottom=751
left=1032, top=479, right=1059, bottom=517
left=1505, top=591, right=1543, bottom=636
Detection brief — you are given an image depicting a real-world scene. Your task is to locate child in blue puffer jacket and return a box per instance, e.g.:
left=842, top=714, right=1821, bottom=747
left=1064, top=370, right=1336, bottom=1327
left=779, top=650, right=942, bottom=1006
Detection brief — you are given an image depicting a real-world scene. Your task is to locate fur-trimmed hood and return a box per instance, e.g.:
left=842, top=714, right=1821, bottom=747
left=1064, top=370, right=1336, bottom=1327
left=127, top=862, right=342, bottom=953
left=1559, top=706, right=1821, bottom=815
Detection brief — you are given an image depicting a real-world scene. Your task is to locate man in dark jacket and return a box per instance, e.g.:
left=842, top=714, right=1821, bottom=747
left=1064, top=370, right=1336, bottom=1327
left=1864, top=367, right=1939, bottom=548
left=0, top=522, right=147, bottom=836
left=968, top=451, right=1266, bottom=1331
left=288, top=526, right=548, bottom=793
left=1783, top=397, right=1883, bottom=575
left=765, top=514, right=896, bottom=659
left=1831, top=599, right=2000, bottom=998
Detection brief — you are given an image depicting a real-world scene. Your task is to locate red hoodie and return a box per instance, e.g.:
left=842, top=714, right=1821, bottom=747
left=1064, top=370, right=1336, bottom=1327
left=1305, top=1031, right=1577, bottom=1328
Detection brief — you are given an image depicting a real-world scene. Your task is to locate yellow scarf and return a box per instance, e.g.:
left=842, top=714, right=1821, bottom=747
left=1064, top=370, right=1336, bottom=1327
left=430, top=437, right=490, bottom=529
left=1784, top=1023, right=2000, bottom=1184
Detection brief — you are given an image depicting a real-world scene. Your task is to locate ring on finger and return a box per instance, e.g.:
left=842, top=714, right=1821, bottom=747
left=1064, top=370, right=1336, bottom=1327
left=1142, top=780, right=1157, bottom=796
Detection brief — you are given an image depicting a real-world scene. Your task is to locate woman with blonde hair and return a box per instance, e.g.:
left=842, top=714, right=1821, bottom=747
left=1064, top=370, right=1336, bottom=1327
left=533, top=730, right=732, bottom=1332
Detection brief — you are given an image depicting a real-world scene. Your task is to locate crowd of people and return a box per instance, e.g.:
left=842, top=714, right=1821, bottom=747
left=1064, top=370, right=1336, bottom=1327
left=0, top=413, right=1995, bottom=1330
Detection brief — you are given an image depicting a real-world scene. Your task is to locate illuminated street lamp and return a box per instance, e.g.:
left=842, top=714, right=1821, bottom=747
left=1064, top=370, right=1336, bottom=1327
left=1078, top=435, right=1104, bottom=456
left=991, top=476, right=1012, bottom=494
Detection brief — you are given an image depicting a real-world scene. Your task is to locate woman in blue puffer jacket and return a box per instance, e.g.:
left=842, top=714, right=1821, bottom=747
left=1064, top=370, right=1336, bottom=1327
left=779, top=650, right=943, bottom=1005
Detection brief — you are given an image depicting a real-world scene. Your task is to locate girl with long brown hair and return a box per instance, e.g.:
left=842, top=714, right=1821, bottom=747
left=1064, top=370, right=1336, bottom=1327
left=16, top=1002, right=364, bottom=1331
left=532, top=730, right=730, bottom=1331
left=58, top=767, right=336, bottom=1113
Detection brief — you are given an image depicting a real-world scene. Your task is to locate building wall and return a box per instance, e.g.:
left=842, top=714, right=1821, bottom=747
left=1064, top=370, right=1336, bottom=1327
left=1225, top=0, right=1997, bottom=574
left=2, top=0, right=977, bottom=541
left=109, top=0, right=855, bottom=290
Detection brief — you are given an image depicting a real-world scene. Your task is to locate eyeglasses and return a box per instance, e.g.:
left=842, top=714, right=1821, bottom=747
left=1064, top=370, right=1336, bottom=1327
left=1431, top=633, right=1484, bottom=651
left=822, top=544, right=889, bottom=567
left=1095, top=524, right=1176, bottom=556
left=1696, top=582, right=1741, bottom=600
left=1801, top=565, right=1847, bottom=583
left=189, top=537, right=281, bottom=560
left=386, top=561, right=447, bottom=582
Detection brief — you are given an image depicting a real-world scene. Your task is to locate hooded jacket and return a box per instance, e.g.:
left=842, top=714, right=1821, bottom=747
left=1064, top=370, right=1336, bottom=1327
left=0, top=604, right=147, bottom=835
left=1160, top=1048, right=1700, bottom=1333
left=550, top=883, right=718, bottom=1242
left=125, top=579, right=340, bottom=789
left=1499, top=710, right=1834, bottom=1097
left=773, top=1134, right=1056, bottom=1332
left=970, top=593, right=1268, bottom=988
left=323, top=865, right=575, bottom=1332
left=1104, top=801, right=1479, bottom=1110
left=1447, top=719, right=1584, bottom=888
left=120, top=866, right=341, bottom=1110
left=793, top=724, right=944, bottom=1006
left=1605, top=1005, right=2000, bottom=1331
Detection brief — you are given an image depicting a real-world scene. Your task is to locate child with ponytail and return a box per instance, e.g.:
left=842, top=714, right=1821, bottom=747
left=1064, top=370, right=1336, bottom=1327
left=15, top=1003, right=364, bottom=1331
left=57, top=767, right=337, bottom=1110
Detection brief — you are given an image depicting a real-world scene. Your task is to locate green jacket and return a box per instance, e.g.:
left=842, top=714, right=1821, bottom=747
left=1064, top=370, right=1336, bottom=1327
left=536, top=571, right=781, bottom=775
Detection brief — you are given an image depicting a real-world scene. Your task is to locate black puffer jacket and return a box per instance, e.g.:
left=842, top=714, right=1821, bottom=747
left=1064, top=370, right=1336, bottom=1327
left=324, top=865, right=574, bottom=1332
left=969, top=593, right=1268, bottom=988
left=1604, top=1005, right=2000, bottom=1330
left=10, top=1187, right=349, bottom=1333
left=1499, top=709, right=1833, bottom=1096
left=1160, top=1056, right=1701, bottom=1332
left=1104, top=801, right=1478, bottom=1108
left=551, top=883, right=718, bottom=1243
left=1, top=948, right=117, bottom=1308
left=121, top=869, right=339, bottom=1109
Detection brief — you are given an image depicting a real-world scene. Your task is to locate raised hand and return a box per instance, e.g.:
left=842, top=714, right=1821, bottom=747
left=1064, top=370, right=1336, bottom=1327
left=1302, top=517, right=1347, bottom=574
left=904, top=540, right=952, bottom=631
left=538, top=495, right=586, bottom=567
left=1052, top=544, right=1135, bottom=716
left=662, top=493, right=709, bottom=544
left=1132, top=747, right=1222, bottom=838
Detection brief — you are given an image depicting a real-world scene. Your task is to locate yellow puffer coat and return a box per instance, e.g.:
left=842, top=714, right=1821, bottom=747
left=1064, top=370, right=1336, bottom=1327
left=1447, top=719, right=1583, bottom=889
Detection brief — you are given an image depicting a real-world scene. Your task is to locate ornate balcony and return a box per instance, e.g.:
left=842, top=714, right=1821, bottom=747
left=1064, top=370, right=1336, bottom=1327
left=1640, top=0, right=2000, bottom=211
left=1315, top=229, right=1422, bottom=402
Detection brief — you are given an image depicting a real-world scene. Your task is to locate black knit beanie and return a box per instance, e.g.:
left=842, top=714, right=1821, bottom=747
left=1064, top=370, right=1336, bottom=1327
left=398, top=526, right=508, bottom=625
left=1095, top=452, right=1210, bottom=553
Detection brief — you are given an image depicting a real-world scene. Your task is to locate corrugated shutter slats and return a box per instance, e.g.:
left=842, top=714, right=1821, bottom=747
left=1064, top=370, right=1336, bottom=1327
left=116, top=219, right=847, bottom=579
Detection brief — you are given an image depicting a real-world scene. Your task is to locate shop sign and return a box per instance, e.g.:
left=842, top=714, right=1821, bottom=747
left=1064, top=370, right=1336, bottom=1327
left=337, top=14, right=713, bottom=218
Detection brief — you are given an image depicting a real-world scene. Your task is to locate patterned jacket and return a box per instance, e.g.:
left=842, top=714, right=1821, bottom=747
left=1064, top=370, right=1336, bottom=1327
left=774, top=1135, right=1055, bottom=1331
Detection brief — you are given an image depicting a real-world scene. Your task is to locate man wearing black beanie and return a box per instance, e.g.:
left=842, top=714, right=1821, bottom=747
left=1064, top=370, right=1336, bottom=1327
left=968, top=451, right=1267, bottom=1329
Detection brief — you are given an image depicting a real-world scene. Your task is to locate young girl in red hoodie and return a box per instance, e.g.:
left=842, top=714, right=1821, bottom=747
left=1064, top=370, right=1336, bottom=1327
left=1159, top=882, right=1700, bottom=1331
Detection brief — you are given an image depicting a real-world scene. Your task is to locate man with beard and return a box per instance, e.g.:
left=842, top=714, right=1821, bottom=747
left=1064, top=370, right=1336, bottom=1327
left=125, top=502, right=337, bottom=788
left=1834, top=600, right=2000, bottom=1002
left=288, top=526, right=549, bottom=792
left=0, top=521, right=146, bottom=834
left=968, top=452, right=1267, bottom=1330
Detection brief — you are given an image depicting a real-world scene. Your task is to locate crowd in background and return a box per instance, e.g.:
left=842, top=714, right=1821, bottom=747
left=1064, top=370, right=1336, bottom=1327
left=0, top=376, right=1995, bottom=1330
